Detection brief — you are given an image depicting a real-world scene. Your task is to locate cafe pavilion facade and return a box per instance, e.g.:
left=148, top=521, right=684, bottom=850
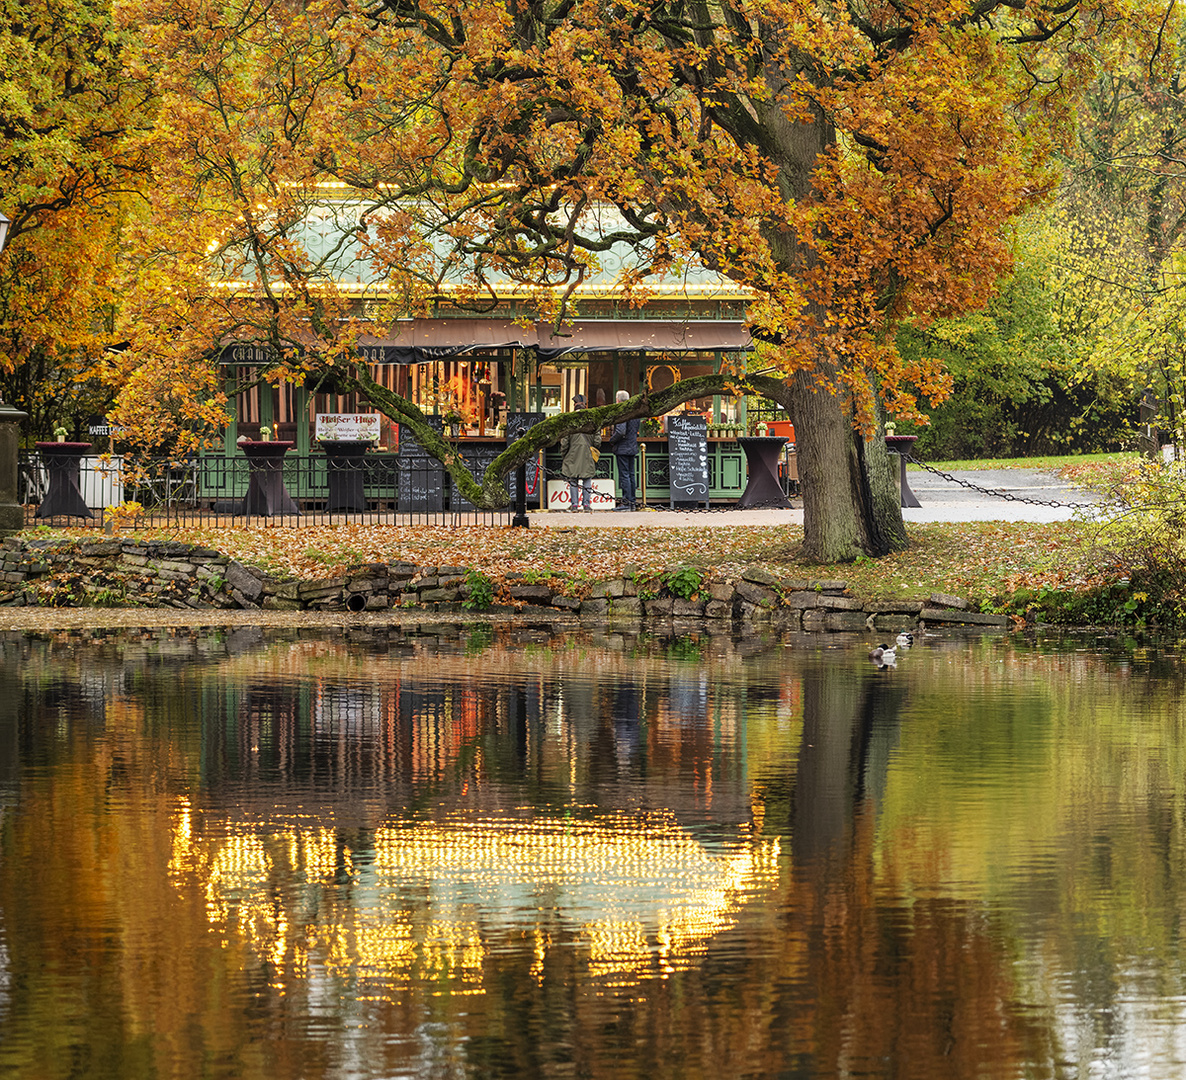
left=209, top=204, right=777, bottom=510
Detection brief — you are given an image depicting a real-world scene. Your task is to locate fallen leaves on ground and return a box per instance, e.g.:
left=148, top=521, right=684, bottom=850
left=37, top=518, right=1120, bottom=605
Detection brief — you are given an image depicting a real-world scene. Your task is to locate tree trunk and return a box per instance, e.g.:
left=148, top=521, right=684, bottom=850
left=753, top=371, right=907, bottom=562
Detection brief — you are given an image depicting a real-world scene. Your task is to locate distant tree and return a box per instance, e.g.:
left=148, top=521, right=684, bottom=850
left=0, top=0, right=152, bottom=438
left=1048, top=17, right=1186, bottom=449
left=896, top=214, right=1134, bottom=459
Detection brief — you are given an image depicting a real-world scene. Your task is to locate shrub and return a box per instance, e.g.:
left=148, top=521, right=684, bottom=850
left=462, top=568, right=495, bottom=610
left=664, top=565, right=703, bottom=600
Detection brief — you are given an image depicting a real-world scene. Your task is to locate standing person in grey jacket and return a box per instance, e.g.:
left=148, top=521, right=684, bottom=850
left=560, top=394, right=601, bottom=512
left=606, top=389, right=641, bottom=510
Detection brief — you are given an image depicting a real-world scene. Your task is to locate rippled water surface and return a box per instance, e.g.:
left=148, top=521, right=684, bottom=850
left=2, top=625, right=1186, bottom=1078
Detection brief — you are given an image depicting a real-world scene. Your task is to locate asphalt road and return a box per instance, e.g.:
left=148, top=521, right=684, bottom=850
left=529, top=467, right=1097, bottom=527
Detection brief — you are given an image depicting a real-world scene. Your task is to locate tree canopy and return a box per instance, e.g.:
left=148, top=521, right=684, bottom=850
left=0, top=0, right=152, bottom=432
left=103, top=0, right=1156, bottom=558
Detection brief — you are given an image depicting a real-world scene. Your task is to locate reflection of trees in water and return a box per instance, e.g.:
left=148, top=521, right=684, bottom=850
left=17, top=629, right=1177, bottom=1076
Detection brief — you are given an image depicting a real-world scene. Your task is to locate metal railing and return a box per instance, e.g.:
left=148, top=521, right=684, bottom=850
left=18, top=451, right=516, bottom=529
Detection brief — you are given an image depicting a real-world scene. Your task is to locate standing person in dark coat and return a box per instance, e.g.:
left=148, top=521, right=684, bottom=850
left=560, top=394, right=600, bottom=512
left=606, top=389, right=641, bottom=511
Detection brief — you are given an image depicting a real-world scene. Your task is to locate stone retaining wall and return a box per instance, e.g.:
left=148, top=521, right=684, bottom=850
left=0, top=537, right=1009, bottom=630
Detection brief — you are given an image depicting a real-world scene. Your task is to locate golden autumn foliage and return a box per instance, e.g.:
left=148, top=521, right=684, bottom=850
left=0, top=0, right=152, bottom=430
left=106, top=0, right=1164, bottom=557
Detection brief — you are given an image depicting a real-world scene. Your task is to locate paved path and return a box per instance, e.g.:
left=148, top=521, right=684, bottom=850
left=527, top=467, right=1098, bottom=527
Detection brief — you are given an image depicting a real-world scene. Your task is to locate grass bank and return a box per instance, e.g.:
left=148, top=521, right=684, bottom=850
left=19, top=454, right=1168, bottom=627
left=18, top=517, right=1125, bottom=626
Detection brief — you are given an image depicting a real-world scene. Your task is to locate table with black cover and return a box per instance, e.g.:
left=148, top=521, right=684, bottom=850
left=35, top=441, right=94, bottom=519
left=885, top=434, right=921, bottom=508
left=240, top=440, right=299, bottom=518
left=319, top=440, right=371, bottom=512
left=736, top=436, right=793, bottom=510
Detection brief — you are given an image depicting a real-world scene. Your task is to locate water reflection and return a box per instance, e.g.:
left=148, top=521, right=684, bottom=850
left=3, top=626, right=1186, bottom=1077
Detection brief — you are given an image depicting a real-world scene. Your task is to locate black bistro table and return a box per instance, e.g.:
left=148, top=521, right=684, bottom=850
left=240, top=440, right=299, bottom=518
left=736, top=437, right=794, bottom=509
left=885, top=434, right=921, bottom=508
left=35, top=441, right=94, bottom=519
left=319, top=439, right=371, bottom=512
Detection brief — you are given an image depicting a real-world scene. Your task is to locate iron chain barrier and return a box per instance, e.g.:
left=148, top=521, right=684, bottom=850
left=901, top=451, right=1092, bottom=509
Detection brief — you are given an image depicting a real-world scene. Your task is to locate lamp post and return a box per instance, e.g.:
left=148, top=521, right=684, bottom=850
left=0, top=212, right=29, bottom=534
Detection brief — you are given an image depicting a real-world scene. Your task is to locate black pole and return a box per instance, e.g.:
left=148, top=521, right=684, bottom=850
left=511, top=462, right=530, bottom=528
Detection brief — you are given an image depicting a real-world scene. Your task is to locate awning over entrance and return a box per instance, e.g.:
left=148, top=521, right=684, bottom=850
left=356, top=319, right=752, bottom=363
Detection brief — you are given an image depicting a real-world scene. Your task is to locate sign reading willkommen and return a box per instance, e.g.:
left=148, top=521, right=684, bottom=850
left=547, top=479, right=616, bottom=510
left=315, top=414, right=381, bottom=442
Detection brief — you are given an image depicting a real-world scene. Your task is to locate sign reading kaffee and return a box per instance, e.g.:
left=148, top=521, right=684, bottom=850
left=315, top=414, right=381, bottom=442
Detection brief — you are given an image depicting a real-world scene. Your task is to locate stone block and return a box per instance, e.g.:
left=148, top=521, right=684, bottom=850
left=508, top=585, right=555, bottom=604
left=704, top=599, right=732, bottom=620
left=709, top=583, right=734, bottom=602
left=817, top=594, right=864, bottom=610
left=611, top=596, right=642, bottom=616
left=590, top=579, right=626, bottom=599
left=742, top=566, right=780, bottom=587
left=262, top=596, right=303, bottom=611
left=920, top=607, right=1008, bottom=627
left=644, top=598, right=674, bottom=617
left=156, top=559, right=197, bottom=575
left=928, top=592, right=969, bottom=610
left=802, top=609, right=828, bottom=631
left=735, top=581, right=778, bottom=607
left=825, top=611, right=869, bottom=632
left=872, top=613, right=918, bottom=633
left=79, top=541, right=122, bottom=557
left=812, top=579, right=849, bottom=593
left=551, top=595, right=581, bottom=611
left=226, top=562, right=264, bottom=601
left=419, top=587, right=460, bottom=603
left=672, top=598, right=705, bottom=617
left=864, top=600, right=925, bottom=614
left=297, top=576, right=347, bottom=598
left=579, top=597, right=611, bottom=616
left=346, top=577, right=386, bottom=594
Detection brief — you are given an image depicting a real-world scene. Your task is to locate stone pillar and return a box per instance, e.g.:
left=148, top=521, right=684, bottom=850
left=0, top=401, right=28, bottom=534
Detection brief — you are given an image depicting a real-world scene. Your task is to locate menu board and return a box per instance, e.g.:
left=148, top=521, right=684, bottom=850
left=506, top=412, right=545, bottom=508
left=397, top=419, right=444, bottom=513
left=453, top=441, right=506, bottom=513
left=667, top=414, right=709, bottom=508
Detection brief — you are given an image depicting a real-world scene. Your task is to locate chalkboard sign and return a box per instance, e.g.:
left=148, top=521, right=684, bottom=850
left=397, top=419, right=444, bottom=513
left=667, top=414, right=709, bottom=508
left=453, top=440, right=507, bottom=512
left=506, top=412, right=545, bottom=508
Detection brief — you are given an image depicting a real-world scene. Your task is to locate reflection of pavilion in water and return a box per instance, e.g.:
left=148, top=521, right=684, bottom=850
left=209, top=658, right=791, bottom=831
left=172, top=807, right=780, bottom=991
left=172, top=658, right=796, bottom=993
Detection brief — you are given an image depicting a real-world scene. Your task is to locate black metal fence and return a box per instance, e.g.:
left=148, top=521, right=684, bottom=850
left=18, top=450, right=518, bottom=529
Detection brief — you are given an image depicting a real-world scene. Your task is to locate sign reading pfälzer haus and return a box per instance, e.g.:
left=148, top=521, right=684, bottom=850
left=315, top=414, right=381, bottom=442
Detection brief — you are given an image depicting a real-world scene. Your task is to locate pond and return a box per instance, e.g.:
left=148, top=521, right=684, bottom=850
left=1, top=623, right=1185, bottom=1079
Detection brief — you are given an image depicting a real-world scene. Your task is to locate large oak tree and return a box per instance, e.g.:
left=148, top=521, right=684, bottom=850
left=115, top=0, right=1139, bottom=558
